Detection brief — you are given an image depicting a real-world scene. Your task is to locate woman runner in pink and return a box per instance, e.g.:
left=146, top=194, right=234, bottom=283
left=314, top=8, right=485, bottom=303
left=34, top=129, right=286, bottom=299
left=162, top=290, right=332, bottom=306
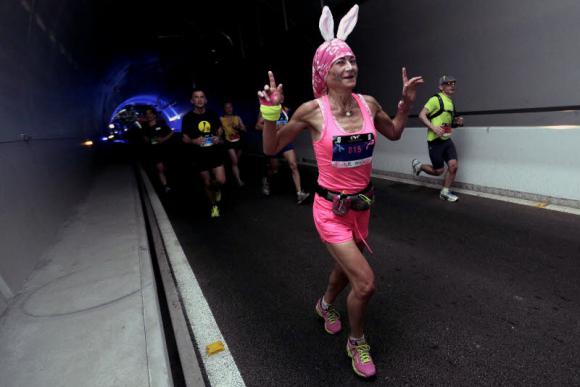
left=258, top=4, right=423, bottom=378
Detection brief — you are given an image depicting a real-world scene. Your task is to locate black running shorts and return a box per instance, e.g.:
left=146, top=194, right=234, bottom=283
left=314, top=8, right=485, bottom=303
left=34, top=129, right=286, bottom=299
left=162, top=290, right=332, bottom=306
left=428, top=138, right=457, bottom=170
left=197, top=145, right=226, bottom=171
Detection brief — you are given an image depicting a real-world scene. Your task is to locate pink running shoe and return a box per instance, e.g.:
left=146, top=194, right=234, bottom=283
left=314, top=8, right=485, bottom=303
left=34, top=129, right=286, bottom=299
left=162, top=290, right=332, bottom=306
left=346, top=339, right=376, bottom=378
left=315, top=298, right=342, bottom=334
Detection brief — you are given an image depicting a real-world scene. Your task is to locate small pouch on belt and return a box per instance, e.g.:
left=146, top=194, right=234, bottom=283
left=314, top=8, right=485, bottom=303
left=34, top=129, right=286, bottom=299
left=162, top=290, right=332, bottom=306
left=317, top=183, right=374, bottom=215
left=332, top=193, right=352, bottom=216
left=350, top=186, right=375, bottom=211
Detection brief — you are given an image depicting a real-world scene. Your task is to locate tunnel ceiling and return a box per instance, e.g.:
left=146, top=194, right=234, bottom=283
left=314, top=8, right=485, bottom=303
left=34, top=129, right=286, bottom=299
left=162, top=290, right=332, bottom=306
left=87, top=0, right=367, bottom=109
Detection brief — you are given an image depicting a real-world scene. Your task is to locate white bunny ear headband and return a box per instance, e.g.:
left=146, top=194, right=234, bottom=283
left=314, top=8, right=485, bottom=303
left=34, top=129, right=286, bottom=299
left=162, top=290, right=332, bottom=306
left=319, top=4, right=359, bottom=42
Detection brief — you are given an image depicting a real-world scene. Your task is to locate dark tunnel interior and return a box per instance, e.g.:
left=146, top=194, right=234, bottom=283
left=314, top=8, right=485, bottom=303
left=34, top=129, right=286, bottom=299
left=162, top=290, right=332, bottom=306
left=64, top=0, right=368, bottom=134
left=92, top=0, right=329, bottom=131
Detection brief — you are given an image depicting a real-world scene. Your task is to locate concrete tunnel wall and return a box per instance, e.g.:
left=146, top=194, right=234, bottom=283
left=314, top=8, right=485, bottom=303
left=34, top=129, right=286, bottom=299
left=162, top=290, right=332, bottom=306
left=293, top=126, right=580, bottom=205
left=0, top=0, right=96, bottom=313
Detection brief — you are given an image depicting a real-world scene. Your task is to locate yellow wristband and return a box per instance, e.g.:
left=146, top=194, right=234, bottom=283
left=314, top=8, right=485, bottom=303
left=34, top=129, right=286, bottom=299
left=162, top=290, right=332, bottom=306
left=260, top=104, right=282, bottom=122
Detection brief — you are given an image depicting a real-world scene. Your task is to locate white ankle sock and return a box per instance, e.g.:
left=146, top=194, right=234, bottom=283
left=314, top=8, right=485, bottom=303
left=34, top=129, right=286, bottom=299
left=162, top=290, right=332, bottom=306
left=349, top=335, right=366, bottom=344
left=320, top=297, right=330, bottom=310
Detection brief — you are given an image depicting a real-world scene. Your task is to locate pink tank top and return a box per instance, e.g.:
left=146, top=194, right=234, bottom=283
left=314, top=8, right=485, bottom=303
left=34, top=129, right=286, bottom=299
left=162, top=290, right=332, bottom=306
left=313, top=93, right=376, bottom=194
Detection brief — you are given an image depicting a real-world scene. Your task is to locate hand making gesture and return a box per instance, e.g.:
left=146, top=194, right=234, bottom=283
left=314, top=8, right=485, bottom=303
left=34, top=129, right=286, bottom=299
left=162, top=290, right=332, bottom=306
left=257, top=71, right=284, bottom=106
left=401, top=67, right=424, bottom=103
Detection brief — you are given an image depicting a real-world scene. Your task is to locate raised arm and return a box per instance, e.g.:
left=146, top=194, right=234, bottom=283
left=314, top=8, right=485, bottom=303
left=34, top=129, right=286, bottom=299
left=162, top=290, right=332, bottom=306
left=257, top=71, right=311, bottom=155
left=371, top=67, right=424, bottom=140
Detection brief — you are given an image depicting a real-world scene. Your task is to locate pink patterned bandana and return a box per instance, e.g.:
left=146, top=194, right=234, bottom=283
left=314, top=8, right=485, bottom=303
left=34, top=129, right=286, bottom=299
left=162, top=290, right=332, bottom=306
left=312, top=39, right=355, bottom=98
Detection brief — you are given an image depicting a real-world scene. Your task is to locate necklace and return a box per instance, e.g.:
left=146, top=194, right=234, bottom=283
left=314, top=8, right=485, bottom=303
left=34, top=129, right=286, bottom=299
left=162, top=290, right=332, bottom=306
left=341, top=98, right=355, bottom=117
left=331, top=95, right=356, bottom=117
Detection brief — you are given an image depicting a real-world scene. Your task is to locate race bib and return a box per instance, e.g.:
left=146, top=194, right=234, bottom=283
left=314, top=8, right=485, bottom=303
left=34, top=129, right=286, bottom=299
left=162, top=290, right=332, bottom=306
left=332, top=133, right=375, bottom=168
left=276, top=111, right=289, bottom=128
left=201, top=135, right=214, bottom=147
left=227, top=132, right=240, bottom=142
left=438, top=124, right=452, bottom=139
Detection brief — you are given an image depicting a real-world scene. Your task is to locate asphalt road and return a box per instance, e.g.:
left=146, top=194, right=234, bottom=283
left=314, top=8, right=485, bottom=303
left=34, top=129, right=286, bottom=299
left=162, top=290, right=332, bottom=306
left=160, top=158, right=580, bottom=386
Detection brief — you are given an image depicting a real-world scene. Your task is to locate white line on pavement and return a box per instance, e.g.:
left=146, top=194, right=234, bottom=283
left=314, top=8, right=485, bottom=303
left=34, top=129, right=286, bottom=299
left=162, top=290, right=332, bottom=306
left=141, top=170, right=245, bottom=387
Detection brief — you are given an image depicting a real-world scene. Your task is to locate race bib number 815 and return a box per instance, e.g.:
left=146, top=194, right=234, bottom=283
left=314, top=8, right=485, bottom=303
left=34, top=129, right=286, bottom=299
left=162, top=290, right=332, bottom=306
left=332, top=133, right=375, bottom=168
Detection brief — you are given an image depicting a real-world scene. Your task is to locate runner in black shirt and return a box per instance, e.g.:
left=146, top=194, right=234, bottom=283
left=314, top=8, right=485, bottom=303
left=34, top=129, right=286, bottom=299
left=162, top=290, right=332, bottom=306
left=181, top=89, right=226, bottom=218
left=142, top=108, right=174, bottom=193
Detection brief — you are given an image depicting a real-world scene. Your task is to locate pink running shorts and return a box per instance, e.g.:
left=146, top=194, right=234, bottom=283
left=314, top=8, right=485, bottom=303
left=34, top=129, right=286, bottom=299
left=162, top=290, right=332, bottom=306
left=312, top=193, right=370, bottom=245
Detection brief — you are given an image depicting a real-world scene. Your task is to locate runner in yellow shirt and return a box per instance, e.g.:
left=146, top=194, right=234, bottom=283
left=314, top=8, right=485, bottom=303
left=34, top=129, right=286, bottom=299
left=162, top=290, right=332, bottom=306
left=412, top=75, right=464, bottom=202
left=220, top=102, right=246, bottom=186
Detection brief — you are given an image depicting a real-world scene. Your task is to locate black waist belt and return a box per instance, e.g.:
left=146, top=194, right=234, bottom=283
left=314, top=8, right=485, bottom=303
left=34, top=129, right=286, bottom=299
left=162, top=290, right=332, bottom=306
left=315, top=182, right=374, bottom=212
left=315, top=182, right=373, bottom=198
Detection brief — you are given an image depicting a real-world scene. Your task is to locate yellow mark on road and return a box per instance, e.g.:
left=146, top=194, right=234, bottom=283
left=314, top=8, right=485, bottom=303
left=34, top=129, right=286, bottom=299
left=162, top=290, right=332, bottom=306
left=535, top=202, right=549, bottom=208
left=206, top=341, right=225, bottom=356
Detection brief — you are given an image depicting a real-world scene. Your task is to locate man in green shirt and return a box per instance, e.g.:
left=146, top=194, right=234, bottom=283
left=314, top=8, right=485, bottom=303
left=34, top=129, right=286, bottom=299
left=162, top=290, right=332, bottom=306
left=412, top=75, right=464, bottom=202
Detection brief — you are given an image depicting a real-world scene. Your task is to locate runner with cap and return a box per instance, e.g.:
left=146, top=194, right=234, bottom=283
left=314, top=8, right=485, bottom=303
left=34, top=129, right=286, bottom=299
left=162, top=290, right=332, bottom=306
left=257, top=4, right=423, bottom=378
left=412, top=75, right=464, bottom=202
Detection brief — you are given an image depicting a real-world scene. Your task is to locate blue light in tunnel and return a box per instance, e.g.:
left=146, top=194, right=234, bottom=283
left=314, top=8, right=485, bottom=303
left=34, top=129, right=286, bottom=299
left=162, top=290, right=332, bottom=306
left=110, top=94, right=182, bottom=129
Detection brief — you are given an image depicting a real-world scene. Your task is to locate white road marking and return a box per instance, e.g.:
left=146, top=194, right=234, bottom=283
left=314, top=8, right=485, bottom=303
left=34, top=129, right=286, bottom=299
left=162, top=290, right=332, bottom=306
left=141, top=170, right=245, bottom=387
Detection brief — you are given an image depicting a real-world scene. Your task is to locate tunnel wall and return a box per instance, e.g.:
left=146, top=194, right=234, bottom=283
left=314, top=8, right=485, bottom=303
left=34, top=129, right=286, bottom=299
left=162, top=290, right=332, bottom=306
left=294, top=126, right=580, bottom=204
left=349, top=0, right=580, bottom=127
left=0, top=0, right=95, bottom=313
